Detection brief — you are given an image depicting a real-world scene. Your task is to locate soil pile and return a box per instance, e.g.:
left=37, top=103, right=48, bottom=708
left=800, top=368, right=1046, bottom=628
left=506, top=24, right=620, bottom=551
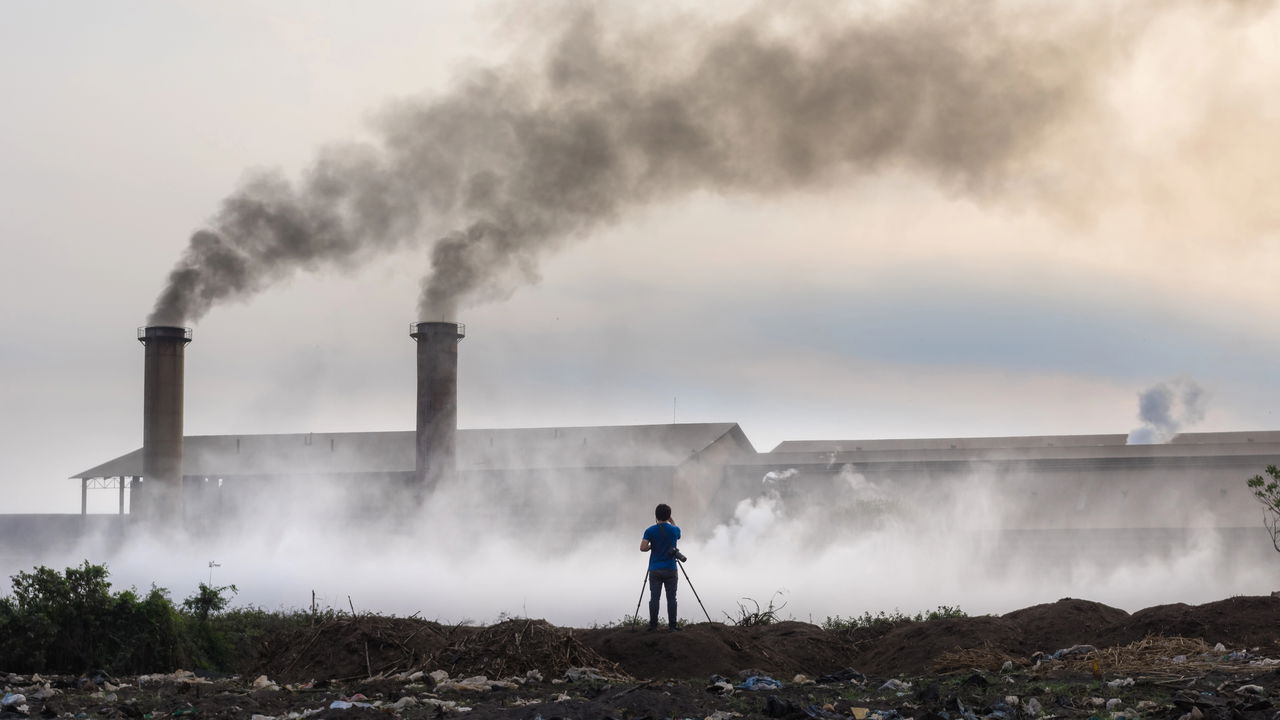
left=252, top=615, right=455, bottom=682
left=427, top=619, right=621, bottom=679
left=577, top=621, right=850, bottom=679
left=1098, top=596, right=1280, bottom=649
left=246, top=595, right=1280, bottom=683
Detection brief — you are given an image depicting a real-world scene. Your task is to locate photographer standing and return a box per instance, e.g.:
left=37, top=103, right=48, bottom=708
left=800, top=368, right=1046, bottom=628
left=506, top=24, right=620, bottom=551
left=639, top=503, right=681, bottom=631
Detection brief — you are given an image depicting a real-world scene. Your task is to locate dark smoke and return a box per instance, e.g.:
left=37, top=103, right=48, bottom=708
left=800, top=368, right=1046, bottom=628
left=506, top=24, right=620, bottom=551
left=151, top=2, right=1131, bottom=325
left=1127, top=378, right=1209, bottom=445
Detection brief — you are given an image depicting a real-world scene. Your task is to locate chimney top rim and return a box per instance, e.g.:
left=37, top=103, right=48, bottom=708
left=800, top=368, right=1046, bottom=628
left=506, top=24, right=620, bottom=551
left=409, top=321, right=465, bottom=340
left=137, top=326, right=193, bottom=343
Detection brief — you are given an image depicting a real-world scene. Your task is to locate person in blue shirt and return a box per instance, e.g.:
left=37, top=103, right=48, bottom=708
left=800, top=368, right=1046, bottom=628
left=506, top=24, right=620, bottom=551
left=639, top=503, right=682, bottom=631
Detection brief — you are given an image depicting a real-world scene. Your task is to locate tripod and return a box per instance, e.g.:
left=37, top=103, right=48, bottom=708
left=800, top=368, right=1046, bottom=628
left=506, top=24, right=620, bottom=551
left=631, top=560, right=713, bottom=626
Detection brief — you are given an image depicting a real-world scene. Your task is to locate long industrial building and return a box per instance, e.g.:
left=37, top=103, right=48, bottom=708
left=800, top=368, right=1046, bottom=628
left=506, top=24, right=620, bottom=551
left=68, top=426, right=1280, bottom=531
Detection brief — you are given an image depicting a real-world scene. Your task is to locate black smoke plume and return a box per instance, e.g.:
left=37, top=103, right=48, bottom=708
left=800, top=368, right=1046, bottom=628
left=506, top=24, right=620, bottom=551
left=151, top=2, right=1143, bottom=325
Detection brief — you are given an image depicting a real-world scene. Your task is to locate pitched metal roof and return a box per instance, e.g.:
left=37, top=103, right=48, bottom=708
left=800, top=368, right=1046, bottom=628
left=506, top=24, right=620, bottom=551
left=71, top=422, right=755, bottom=479
left=771, top=430, right=1280, bottom=453
left=764, top=430, right=1280, bottom=466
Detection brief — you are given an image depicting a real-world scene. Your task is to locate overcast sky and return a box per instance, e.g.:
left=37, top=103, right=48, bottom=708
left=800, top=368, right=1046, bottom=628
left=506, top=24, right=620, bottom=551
left=2, top=0, right=1279, bottom=513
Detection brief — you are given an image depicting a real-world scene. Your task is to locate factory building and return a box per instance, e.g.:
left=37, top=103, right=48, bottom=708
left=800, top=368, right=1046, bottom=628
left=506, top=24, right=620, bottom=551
left=70, top=426, right=1279, bottom=530
left=69, top=423, right=758, bottom=531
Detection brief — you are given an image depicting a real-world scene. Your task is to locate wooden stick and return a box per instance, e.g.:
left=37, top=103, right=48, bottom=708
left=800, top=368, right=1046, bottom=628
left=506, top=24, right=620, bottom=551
left=349, top=595, right=357, bottom=617
left=365, top=640, right=372, bottom=678
left=607, top=679, right=654, bottom=700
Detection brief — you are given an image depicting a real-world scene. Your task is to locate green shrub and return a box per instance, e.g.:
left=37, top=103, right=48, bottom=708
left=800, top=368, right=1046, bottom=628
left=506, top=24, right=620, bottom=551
left=822, top=605, right=967, bottom=631
left=0, top=561, right=185, bottom=672
left=0, top=562, right=244, bottom=674
left=1247, top=465, right=1280, bottom=552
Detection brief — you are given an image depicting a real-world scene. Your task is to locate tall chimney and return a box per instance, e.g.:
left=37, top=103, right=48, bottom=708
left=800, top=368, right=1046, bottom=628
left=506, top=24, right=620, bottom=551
left=137, top=325, right=191, bottom=523
left=409, top=321, right=464, bottom=493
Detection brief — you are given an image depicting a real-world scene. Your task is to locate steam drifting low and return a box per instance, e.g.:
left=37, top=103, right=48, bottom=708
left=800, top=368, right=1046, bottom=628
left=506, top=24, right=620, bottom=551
left=148, top=1, right=1145, bottom=326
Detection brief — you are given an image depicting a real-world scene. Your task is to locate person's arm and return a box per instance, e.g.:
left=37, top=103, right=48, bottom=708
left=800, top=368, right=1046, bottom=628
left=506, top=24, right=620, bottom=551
left=640, top=538, right=651, bottom=551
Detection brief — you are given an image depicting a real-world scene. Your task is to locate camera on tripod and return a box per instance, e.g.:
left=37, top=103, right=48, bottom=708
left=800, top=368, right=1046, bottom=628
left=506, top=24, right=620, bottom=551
left=669, top=547, right=688, bottom=563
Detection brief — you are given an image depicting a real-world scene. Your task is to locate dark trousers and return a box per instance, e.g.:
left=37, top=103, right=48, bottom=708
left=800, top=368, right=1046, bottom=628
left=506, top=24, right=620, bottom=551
left=648, top=568, right=678, bottom=628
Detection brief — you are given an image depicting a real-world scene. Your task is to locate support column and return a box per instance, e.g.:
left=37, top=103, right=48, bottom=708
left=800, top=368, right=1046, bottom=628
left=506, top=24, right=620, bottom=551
left=119, top=476, right=127, bottom=514
left=81, top=478, right=88, bottom=515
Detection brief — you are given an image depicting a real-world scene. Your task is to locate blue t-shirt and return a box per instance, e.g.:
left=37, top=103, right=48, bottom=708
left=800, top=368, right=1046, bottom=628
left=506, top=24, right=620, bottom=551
left=643, top=522, right=682, bottom=571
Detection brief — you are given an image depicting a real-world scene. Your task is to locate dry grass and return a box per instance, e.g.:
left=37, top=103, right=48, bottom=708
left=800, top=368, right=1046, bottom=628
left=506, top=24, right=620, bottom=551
left=932, top=642, right=1022, bottom=673
left=426, top=618, right=627, bottom=680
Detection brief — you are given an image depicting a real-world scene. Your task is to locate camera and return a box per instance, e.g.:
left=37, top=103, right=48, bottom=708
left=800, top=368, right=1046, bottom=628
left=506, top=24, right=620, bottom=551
left=669, top=547, right=688, bottom=563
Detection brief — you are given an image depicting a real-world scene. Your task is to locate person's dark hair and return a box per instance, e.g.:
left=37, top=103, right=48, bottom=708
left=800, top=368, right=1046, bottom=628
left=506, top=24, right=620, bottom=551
left=655, top=503, right=672, bottom=522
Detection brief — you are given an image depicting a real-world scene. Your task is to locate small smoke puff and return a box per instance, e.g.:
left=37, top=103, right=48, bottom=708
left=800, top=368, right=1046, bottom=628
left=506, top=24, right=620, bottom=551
left=764, top=468, right=798, bottom=484
left=1126, top=378, right=1209, bottom=445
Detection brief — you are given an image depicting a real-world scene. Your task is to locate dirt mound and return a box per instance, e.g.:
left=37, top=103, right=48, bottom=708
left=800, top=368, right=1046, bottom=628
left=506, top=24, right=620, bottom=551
left=587, top=621, right=857, bottom=680
left=1096, top=595, right=1280, bottom=650
left=246, top=595, right=1280, bottom=683
left=849, top=615, right=1027, bottom=677
left=1002, top=597, right=1131, bottom=652
left=253, top=615, right=454, bottom=683
left=428, top=618, right=622, bottom=679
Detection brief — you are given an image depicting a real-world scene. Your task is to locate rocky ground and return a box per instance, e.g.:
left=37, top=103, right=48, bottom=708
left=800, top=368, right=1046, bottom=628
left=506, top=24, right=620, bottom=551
left=2, top=596, right=1278, bottom=720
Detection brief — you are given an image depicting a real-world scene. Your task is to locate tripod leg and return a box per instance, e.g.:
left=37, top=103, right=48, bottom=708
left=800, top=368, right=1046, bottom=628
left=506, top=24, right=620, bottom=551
left=632, top=567, right=649, bottom=626
left=677, top=561, right=713, bottom=624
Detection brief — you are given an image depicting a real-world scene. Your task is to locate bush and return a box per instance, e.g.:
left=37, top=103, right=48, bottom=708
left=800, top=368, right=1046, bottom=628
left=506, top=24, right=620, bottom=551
left=1247, top=465, right=1280, bottom=553
left=724, top=592, right=788, bottom=626
left=822, top=605, right=967, bottom=631
left=0, top=561, right=183, bottom=672
left=0, top=562, right=245, bottom=674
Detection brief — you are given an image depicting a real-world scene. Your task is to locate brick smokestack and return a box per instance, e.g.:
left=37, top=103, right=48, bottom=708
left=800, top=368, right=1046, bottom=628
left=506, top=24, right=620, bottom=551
left=137, top=325, right=191, bottom=523
left=409, top=322, right=464, bottom=494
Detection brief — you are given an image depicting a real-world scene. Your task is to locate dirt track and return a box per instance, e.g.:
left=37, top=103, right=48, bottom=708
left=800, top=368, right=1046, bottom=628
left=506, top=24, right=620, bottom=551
left=3, top=595, right=1279, bottom=720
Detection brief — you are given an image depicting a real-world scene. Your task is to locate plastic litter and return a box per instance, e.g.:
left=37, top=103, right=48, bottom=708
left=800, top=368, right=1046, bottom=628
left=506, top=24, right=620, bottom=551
left=564, top=667, right=606, bottom=683
left=1024, top=697, right=1043, bottom=717
left=706, top=675, right=735, bottom=696
left=327, top=700, right=374, bottom=710
left=1048, top=644, right=1097, bottom=660
left=878, top=679, right=911, bottom=692
left=1235, top=685, right=1265, bottom=695
left=1106, top=678, right=1135, bottom=688
left=251, top=676, right=278, bottom=691
left=737, top=676, right=784, bottom=691
left=1, top=694, right=27, bottom=709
